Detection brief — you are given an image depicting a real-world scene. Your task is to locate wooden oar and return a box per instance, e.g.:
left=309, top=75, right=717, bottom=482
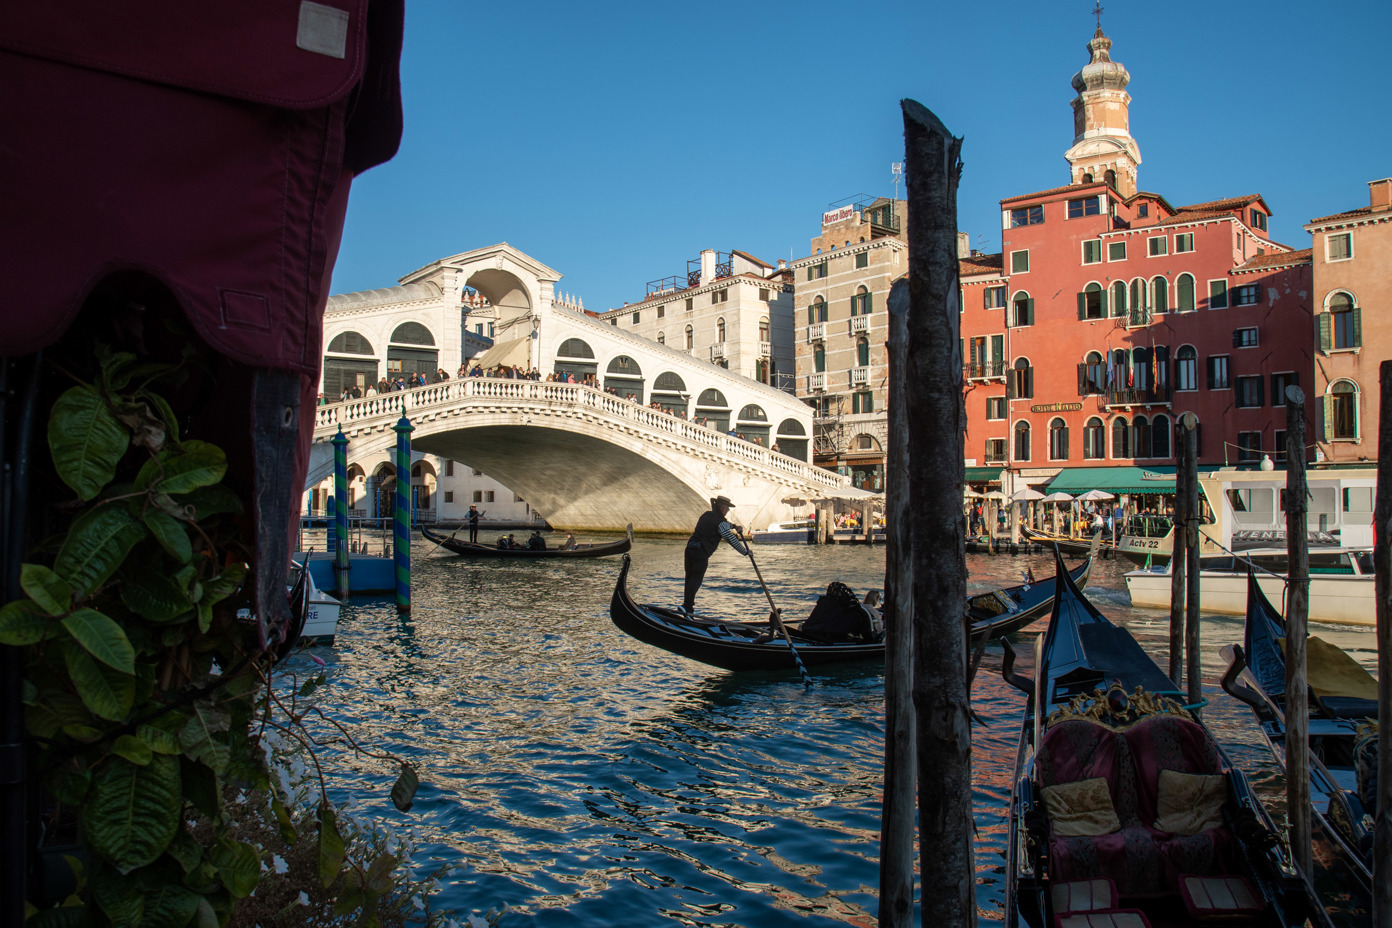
left=737, top=528, right=813, bottom=688
left=425, top=526, right=460, bottom=557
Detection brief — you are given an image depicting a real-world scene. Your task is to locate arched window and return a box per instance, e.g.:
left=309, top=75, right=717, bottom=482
left=1175, top=345, right=1197, bottom=391
left=1112, top=348, right=1127, bottom=391
left=759, top=317, right=770, bottom=342
left=1083, top=351, right=1105, bottom=394
left=1329, top=380, right=1359, bottom=439
left=1049, top=418, right=1069, bottom=460
left=1011, top=291, right=1034, bottom=327
left=606, top=356, right=641, bottom=376
left=1326, top=291, right=1361, bottom=350
left=1132, top=346, right=1150, bottom=391
left=777, top=418, right=806, bottom=436
left=808, top=296, right=827, bottom=325
left=1079, top=282, right=1105, bottom=320
left=557, top=338, right=595, bottom=358
left=1083, top=417, right=1105, bottom=459
left=851, top=286, right=871, bottom=315
left=1104, top=169, right=1117, bottom=188
left=390, top=322, right=435, bottom=346
left=1133, top=414, right=1151, bottom=458
left=856, top=337, right=870, bottom=367
left=1111, top=416, right=1130, bottom=458
left=1111, top=280, right=1127, bottom=317
left=1151, top=414, right=1172, bottom=459
left=1082, top=172, right=1094, bottom=183
left=738, top=404, right=767, bottom=422
left=326, top=331, right=374, bottom=355
left=1152, top=276, right=1168, bottom=313
left=716, top=317, right=726, bottom=343
left=1130, top=278, right=1146, bottom=315
left=1011, top=358, right=1033, bottom=399
left=697, top=389, right=728, bottom=408
left=654, top=372, right=686, bottom=393
left=657, top=331, right=665, bottom=345
left=1176, top=273, right=1196, bottom=312
left=1014, top=421, right=1031, bottom=462
left=684, top=325, right=694, bottom=350
left=814, top=343, right=826, bottom=373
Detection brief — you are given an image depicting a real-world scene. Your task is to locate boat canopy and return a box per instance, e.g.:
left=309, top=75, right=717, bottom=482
left=1045, top=466, right=1176, bottom=496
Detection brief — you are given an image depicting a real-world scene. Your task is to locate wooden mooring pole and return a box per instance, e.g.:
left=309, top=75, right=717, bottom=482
left=1283, top=386, right=1312, bottom=884
left=1169, top=415, right=1193, bottom=685
left=897, top=98, right=971, bottom=927
left=1371, top=362, right=1392, bottom=928
left=1184, top=413, right=1202, bottom=710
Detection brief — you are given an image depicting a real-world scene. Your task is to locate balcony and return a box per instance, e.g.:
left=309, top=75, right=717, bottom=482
left=849, top=315, right=870, bottom=335
left=1122, top=307, right=1152, bottom=328
left=807, top=322, right=826, bottom=343
left=850, top=366, right=871, bottom=387
left=759, top=340, right=772, bottom=357
left=709, top=342, right=726, bottom=361
left=1105, top=384, right=1171, bottom=407
left=965, top=359, right=1006, bottom=381
left=808, top=372, right=827, bottom=392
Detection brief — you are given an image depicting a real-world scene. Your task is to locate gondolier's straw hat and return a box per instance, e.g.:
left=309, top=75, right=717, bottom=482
left=712, top=495, right=735, bottom=508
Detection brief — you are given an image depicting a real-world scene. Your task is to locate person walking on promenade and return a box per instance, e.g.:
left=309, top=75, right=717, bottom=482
left=681, top=495, right=748, bottom=617
left=467, top=504, right=485, bottom=543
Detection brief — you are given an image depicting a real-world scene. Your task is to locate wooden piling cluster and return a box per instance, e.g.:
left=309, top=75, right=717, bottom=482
left=1371, top=363, right=1391, bottom=928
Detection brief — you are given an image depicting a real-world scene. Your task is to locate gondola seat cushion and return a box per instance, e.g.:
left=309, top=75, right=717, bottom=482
left=1177, top=874, right=1264, bottom=921
left=1041, top=778, right=1121, bottom=837
left=1050, top=878, right=1118, bottom=913
left=1054, top=912, right=1151, bottom=928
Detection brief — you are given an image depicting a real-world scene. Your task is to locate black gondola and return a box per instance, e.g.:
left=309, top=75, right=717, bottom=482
left=1000, top=550, right=1323, bottom=928
left=1021, top=525, right=1117, bottom=559
left=607, top=544, right=1094, bottom=673
left=1220, top=571, right=1377, bottom=896
left=420, top=524, right=633, bottom=559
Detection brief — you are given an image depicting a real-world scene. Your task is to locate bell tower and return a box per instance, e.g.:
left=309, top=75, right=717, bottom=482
left=1063, top=23, right=1141, bottom=197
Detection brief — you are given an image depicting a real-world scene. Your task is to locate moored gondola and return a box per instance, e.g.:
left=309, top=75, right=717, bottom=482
left=420, top=524, right=632, bottom=559
left=1220, top=571, right=1377, bottom=897
left=1000, top=550, right=1324, bottom=928
left=608, top=541, right=1095, bottom=673
left=1021, top=525, right=1118, bottom=559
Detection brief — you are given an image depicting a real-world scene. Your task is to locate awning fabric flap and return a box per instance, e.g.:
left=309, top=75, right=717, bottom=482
left=472, top=336, right=531, bottom=371
left=817, top=485, right=882, bottom=501
left=1045, top=466, right=1177, bottom=495
left=964, top=466, right=1004, bottom=483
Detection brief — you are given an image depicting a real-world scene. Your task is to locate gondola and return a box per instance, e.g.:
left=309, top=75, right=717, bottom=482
left=420, top=524, right=633, bottom=559
left=1000, top=549, right=1323, bottom=928
left=1021, top=525, right=1117, bottom=559
left=607, top=539, right=1095, bottom=673
left=1220, top=571, right=1377, bottom=897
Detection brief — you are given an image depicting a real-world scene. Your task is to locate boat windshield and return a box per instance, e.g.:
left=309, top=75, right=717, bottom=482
left=1123, top=514, right=1172, bottom=538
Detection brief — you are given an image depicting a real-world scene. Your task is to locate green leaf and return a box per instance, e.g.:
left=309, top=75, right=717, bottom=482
left=66, top=645, right=135, bottom=721
left=178, top=756, right=220, bottom=818
left=27, top=692, right=93, bottom=739
left=271, top=795, right=297, bottom=845
left=141, top=509, right=192, bottom=564
left=86, top=754, right=181, bottom=873
left=178, top=703, right=231, bottom=774
left=166, top=828, right=202, bottom=874
left=364, top=852, right=399, bottom=894
left=199, top=563, right=247, bottom=607
left=21, top=563, right=71, bottom=616
left=111, top=734, right=153, bottom=766
left=0, top=599, right=52, bottom=645
left=139, top=882, right=201, bottom=928
left=62, top=609, right=136, bottom=673
left=49, top=761, right=93, bottom=806
left=93, top=859, right=146, bottom=927
left=390, top=763, right=419, bottom=813
left=332, top=870, right=364, bottom=916
left=317, top=803, right=347, bottom=889
left=48, top=385, right=130, bottom=501
left=209, top=836, right=260, bottom=899
left=120, top=571, right=193, bottom=625
left=136, top=442, right=226, bottom=496
left=54, top=505, right=147, bottom=599
left=26, top=906, right=89, bottom=928
left=137, top=724, right=182, bottom=756
left=176, top=485, right=243, bottom=520
left=298, top=673, right=327, bottom=697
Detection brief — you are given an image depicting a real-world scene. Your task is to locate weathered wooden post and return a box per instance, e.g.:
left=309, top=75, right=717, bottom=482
left=332, top=427, right=351, bottom=600
left=1184, top=418, right=1202, bottom=710
left=1370, top=362, right=1392, bottom=928
left=900, top=98, right=971, bottom=927
left=1283, top=386, right=1312, bottom=886
left=880, top=278, right=915, bottom=927
left=1169, top=415, right=1191, bottom=685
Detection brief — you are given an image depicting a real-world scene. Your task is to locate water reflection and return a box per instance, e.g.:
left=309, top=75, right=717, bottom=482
left=283, top=536, right=1373, bottom=925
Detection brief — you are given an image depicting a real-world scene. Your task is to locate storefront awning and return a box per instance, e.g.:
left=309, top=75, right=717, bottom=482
left=1045, top=466, right=1177, bottom=495
left=964, top=466, right=1004, bottom=483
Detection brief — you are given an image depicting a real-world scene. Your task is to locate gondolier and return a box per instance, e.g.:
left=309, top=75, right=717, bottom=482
left=681, top=496, right=749, bottom=616
left=467, top=504, right=485, bottom=543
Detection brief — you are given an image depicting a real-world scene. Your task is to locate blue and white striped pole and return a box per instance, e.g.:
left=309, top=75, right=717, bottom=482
left=332, top=428, right=350, bottom=600
left=392, top=414, right=414, bottom=614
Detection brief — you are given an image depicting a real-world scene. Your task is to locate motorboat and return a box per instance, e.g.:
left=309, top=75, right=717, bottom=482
left=748, top=518, right=816, bottom=544
left=420, top=524, right=633, bottom=559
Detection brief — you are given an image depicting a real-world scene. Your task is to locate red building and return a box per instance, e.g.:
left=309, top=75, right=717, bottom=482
left=959, top=26, right=1313, bottom=498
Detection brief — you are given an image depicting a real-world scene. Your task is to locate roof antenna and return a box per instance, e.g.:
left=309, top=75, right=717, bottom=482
left=891, top=162, right=903, bottom=201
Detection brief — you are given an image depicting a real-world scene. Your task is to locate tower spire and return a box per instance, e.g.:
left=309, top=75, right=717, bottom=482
left=1063, top=21, right=1142, bottom=196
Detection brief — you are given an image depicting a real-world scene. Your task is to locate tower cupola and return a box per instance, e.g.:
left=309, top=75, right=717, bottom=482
left=1064, top=27, right=1142, bottom=197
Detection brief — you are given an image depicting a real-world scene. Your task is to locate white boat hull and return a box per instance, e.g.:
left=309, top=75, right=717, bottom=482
left=1125, top=567, right=1374, bottom=627
left=299, top=567, right=341, bottom=644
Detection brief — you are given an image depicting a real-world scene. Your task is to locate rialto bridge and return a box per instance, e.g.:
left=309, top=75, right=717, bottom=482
left=309, top=243, right=859, bottom=532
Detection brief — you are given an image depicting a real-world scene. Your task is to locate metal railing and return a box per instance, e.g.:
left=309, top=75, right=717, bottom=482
left=965, top=359, right=1006, bottom=380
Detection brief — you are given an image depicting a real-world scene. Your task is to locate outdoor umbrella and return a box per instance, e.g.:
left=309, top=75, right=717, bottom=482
left=1042, top=490, right=1075, bottom=535
left=1076, top=488, right=1115, bottom=501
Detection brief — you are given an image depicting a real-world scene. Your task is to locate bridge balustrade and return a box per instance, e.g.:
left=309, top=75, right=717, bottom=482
left=315, top=379, right=846, bottom=491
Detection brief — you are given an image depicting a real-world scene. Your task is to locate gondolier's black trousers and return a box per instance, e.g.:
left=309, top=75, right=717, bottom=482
left=468, top=523, right=479, bottom=543
left=682, top=545, right=709, bottom=613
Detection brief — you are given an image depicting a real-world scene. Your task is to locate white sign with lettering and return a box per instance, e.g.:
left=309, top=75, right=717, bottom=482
left=822, top=206, right=856, bottom=226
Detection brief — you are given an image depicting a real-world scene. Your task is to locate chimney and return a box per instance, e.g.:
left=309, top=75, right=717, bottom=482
left=699, top=249, right=716, bottom=285
left=1370, top=178, right=1392, bottom=212
left=777, top=258, right=787, bottom=270
left=956, top=232, right=970, bottom=259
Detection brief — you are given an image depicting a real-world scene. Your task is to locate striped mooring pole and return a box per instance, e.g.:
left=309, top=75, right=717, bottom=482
left=392, top=414, right=413, bottom=614
left=332, top=428, right=350, bottom=600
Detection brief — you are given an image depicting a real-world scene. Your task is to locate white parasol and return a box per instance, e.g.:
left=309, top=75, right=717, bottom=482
left=1076, top=488, right=1116, bottom=501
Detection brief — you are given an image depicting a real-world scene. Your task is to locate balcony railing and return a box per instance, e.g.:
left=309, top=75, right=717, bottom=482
left=849, top=315, right=870, bottom=335
left=808, top=372, right=827, bottom=392
left=1123, top=307, right=1152, bottom=328
left=759, top=340, right=772, bottom=357
left=965, top=359, right=1006, bottom=380
left=709, top=342, right=726, bottom=361
left=850, top=366, right=871, bottom=387
left=807, top=322, right=826, bottom=343
left=1106, top=384, right=1171, bottom=407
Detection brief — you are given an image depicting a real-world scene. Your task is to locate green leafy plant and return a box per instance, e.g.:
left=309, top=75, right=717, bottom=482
left=5, top=346, right=420, bottom=927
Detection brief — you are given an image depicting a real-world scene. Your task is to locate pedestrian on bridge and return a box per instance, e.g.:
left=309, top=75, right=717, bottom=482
left=681, top=496, right=749, bottom=617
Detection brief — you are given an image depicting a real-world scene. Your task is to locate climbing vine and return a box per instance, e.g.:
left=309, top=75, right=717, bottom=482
left=1, top=346, right=418, bottom=926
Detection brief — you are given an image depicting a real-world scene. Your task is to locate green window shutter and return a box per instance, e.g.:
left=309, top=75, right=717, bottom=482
left=1099, top=290, right=1109, bottom=316
left=1317, top=313, right=1332, bottom=353
left=866, top=291, right=873, bottom=314
left=1323, top=395, right=1334, bottom=441
left=1077, top=363, right=1087, bottom=396
left=991, top=334, right=1004, bottom=364
left=1025, top=299, right=1035, bottom=324
left=1352, top=307, right=1363, bottom=348
left=1077, top=292, right=1086, bottom=320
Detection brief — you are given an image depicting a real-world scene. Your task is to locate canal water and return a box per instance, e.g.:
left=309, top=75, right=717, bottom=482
left=283, top=534, right=1375, bottom=926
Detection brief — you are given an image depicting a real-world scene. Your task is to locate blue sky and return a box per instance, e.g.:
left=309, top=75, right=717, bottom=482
left=331, top=0, right=1390, bottom=311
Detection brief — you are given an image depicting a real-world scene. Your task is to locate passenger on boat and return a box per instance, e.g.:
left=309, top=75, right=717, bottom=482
left=562, top=533, right=577, bottom=550
left=681, top=496, right=748, bottom=616
left=527, top=531, right=546, bottom=550
left=496, top=535, right=509, bottom=549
